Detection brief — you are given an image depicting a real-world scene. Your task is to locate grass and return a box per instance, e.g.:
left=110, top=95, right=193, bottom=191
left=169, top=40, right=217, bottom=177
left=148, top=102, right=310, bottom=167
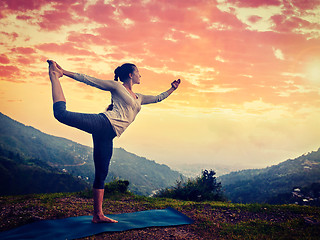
left=1, top=191, right=319, bottom=239
left=220, top=219, right=320, bottom=240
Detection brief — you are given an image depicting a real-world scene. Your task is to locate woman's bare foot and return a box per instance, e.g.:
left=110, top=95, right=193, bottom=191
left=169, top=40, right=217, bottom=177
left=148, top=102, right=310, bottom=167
left=47, top=60, right=63, bottom=78
left=92, top=213, right=118, bottom=223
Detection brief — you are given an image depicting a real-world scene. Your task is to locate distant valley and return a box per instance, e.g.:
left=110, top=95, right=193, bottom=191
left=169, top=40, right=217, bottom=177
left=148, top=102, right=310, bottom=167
left=172, top=163, right=243, bottom=178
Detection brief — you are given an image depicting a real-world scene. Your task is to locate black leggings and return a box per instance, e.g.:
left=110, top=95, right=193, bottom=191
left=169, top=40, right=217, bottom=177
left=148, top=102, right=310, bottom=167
left=53, top=101, right=116, bottom=189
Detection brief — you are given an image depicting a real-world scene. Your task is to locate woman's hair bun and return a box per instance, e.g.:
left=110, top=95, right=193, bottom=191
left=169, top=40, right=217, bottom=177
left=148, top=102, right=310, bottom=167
left=114, top=66, right=121, bottom=81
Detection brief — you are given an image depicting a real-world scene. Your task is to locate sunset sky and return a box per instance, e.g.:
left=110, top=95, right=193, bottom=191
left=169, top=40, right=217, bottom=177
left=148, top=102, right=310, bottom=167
left=1, top=0, right=320, bottom=171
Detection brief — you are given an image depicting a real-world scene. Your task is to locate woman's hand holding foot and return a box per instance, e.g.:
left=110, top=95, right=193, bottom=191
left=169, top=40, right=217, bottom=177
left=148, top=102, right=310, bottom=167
left=47, top=60, right=63, bottom=78
left=47, top=60, right=66, bottom=103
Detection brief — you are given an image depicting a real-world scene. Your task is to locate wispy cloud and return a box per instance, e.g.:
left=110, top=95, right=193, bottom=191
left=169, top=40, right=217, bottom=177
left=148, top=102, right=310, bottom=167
left=273, top=47, right=284, bottom=60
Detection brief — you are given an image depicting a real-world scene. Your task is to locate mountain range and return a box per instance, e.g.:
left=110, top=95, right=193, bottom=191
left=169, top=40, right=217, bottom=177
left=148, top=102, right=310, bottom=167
left=1, top=112, right=319, bottom=205
left=218, top=148, right=320, bottom=204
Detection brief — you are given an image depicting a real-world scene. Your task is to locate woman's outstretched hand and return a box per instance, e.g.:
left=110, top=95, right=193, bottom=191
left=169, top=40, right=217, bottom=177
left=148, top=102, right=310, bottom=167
left=47, top=60, right=63, bottom=78
left=171, top=79, right=181, bottom=90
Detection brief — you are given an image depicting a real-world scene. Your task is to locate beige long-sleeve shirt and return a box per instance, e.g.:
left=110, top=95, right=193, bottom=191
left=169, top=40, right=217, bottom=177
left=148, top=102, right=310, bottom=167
left=73, top=73, right=170, bottom=136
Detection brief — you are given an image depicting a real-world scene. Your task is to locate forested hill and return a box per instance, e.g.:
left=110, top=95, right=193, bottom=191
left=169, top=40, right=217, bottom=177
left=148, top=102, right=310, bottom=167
left=0, top=112, right=182, bottom=196
left=219, top=149, right=320, bottom=204
left=0, top=150, right=89, bottom=196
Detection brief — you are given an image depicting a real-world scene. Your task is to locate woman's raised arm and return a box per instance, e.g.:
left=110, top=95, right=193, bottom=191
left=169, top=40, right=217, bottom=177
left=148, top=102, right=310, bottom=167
left=140, top=79, right=181, bottom=105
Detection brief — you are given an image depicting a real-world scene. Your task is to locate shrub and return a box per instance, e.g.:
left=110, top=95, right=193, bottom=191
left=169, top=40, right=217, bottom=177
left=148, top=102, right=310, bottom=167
left=155, top=169, right=225, bottom=201
left=104, top=179, right=130, bottom=195
left=77, top=179, right=130, bottom=198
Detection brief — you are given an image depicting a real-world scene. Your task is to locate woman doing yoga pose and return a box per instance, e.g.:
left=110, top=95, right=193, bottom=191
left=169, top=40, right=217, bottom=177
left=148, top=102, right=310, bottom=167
left=47, top=60, right=180, bottom=223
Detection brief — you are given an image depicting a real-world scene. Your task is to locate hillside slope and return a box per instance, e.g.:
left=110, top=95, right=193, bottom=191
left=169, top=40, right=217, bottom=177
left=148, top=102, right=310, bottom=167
left=0, top=112, right=182, bottom=196
left=0, top=148, right=89, bottom=196
left=219, top=149, right=320, bottom=204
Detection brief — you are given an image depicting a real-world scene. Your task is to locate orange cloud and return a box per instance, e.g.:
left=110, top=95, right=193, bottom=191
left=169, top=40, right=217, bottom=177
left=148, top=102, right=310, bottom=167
left=85, top=0, right=116, bottom=24
left=0, top=31, right=18, bottom=41
left=0, top=65, right=21, bottom=80
left=0, top=54, right=10, bottom=64
left=36, top=43, right=94, bottom=56
left=227, top=0, right=281, bottom=7
left=0, top=0, right=45, bottom=12
left=67, top=32, right=107, bottom=46
left=39, top=10, right=78, bottom=31
left=11, top=47, right=36, bottom=54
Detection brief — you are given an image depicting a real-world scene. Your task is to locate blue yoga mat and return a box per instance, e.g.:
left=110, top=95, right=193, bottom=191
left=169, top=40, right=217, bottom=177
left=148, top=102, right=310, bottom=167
left=0, top=207, right=194, bottom=240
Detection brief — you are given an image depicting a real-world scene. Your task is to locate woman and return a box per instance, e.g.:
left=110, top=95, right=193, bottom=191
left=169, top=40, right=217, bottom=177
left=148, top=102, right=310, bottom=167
left=47, top=60, right=180, bottom=223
